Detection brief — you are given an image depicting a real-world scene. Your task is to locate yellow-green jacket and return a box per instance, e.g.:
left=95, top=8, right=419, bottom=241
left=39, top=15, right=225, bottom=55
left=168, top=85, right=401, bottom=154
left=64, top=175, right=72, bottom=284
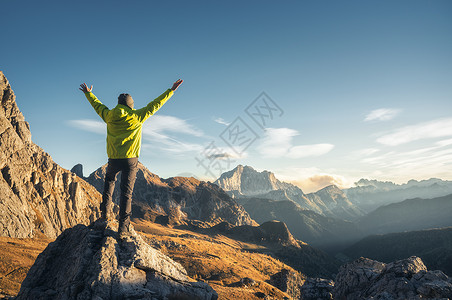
left=84, top=89, right=174, bottom=158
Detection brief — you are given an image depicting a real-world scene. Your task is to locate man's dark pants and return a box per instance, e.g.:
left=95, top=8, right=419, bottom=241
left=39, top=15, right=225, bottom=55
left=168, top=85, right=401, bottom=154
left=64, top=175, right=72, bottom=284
left=100, top=157, right=138, bottom=233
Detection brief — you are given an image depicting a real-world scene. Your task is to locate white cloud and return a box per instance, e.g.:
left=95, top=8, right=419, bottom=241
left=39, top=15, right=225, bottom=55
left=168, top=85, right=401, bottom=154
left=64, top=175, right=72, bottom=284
left=287, top=144, right=335, bottom=158
left=377, top=118, right=452, bottom=146
left=213, top=117, right=230, bottom=126
left=258, top=128, right=334, bottom=158
left=67, top=119, right=106, bottom=134
left=360, top=139, right=452, bottom=181
left=365, top=108, right=400, bottom=122
left=144, top=115, right=204, bottom=137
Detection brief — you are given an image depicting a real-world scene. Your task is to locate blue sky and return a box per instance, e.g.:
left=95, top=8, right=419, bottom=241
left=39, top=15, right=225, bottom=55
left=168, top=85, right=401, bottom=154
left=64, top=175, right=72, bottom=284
left=2, top=0, right=452, bottom=192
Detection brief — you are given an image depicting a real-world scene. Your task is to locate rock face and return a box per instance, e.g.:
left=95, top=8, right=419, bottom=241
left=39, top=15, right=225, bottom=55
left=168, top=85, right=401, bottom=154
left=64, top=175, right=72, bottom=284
left=333, top=256, right=452, bottom=299
left=71, top=163, right=84, bottom=178
left=215, top=165, right=362, bottom=220
left=0, top=71, right=101, bottom=238
left=268, top=268, right=304, bottom=300
left=16, top=219, right=218, bottom=300
left=85, top=163, right=256, bottom=226
left=299, top=277, right=334, bottom=300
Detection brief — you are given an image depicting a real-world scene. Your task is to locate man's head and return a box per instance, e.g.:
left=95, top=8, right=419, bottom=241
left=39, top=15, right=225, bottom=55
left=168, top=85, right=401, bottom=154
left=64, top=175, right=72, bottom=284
left=118, top=93, right=134, bottom=109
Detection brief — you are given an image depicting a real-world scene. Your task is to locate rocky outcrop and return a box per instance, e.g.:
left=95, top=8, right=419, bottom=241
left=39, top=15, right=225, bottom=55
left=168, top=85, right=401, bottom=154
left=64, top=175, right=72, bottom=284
left=299, top=277, right=334, bottom=300
left=334, top=256, right=452, bottom=299
left=215, top=165, right=363, bottom=220
left=71, top=163, right=84, bottom=178
left=16, top=219, right=218, bottom=300
left=85, top=163, right=256, bottom=226
left=0, top=71, right=101, bottom=238
left=268, top=268, right=304, bottom=299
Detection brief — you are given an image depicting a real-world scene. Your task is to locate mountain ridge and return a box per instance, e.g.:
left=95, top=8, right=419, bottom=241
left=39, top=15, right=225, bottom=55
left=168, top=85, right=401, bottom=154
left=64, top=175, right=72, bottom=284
left=0, top=71, right=101, bottom=238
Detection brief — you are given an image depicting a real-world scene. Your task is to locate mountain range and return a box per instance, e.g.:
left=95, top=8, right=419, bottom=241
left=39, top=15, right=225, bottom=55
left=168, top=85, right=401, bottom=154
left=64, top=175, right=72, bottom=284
left=84, top=162, right=256, bottom=227
left=356, top=193, right=452, bottom=235
left=214, top=165, right=363, bottom=221
left=345, top=178, right=452, bottom=213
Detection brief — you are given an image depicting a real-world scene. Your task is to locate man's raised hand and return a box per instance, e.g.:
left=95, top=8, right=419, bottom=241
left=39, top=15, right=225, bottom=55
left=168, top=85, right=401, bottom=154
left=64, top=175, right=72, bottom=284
left=171, top=79, right=183, bottom=91
left=79, top=83, right=93, bottom=93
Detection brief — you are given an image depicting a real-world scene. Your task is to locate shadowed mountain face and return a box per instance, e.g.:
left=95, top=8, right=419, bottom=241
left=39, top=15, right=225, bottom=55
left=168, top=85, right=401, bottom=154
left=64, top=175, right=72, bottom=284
left=357, top=193, right=452, bottom=235
left=237, top=197, right=361, bottom=248
left=205, top=220, right=341, bottom=278
left=342, top=227, right=452, bottom=276
left=306, top=185, right=364, bottom=221
left=345, top=178, right=452, bottom=213
left=85, top=163, right=257, bottom=227
left=0, top=71, right=101, bottom=238
left=215, top=165, right=363, bottom=220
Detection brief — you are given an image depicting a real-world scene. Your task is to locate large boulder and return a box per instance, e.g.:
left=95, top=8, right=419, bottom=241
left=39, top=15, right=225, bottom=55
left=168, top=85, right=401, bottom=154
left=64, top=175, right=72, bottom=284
left=16, top=219, right=218, bottom=300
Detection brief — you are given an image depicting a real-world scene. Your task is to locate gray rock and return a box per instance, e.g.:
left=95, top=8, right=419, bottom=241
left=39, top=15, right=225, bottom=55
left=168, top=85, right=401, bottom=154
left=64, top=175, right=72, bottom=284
left=16, top=219, right=218, bottom=300
left=71, top=163, right=84, bottom=178
left=299, top=277, right=334, bottom=300
left=268, top=268, right=304, bottom=299
left=0, top=71, right=102, bottom=238
left=333, top=256, right=452, bottom=300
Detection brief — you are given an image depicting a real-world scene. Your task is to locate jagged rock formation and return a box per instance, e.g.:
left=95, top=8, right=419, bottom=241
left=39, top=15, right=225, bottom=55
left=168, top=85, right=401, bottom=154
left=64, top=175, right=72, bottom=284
left=306, top=185, right=364, bottom=221
left=343, top=227, right=452, bottom=276
left=0, top=71, right=101, bottom=238
left=333, top=256, right=452, bottom=299
left=268, top=268, right=304, bottom=299
left=215, top=165, right=363, bottom=220
left=299, top=277, right=334, bottom=300
left=237, top=197, right=361, bottom=247
left=85, top=163, right=256, bottom=226
left=345, top=178, right=452, bottom=213
left=16, top=219, right=218, bottom=300
left=71, top=163, right=84, bottom=178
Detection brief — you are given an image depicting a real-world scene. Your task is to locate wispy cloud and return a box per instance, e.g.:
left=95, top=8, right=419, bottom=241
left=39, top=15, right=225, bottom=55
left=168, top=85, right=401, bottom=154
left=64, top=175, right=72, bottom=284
left=352, top=148, right=380, bottom=157
left=67, top=119, right=106, bottom=134
left=377, top=118, right=452, bottom=146
left=361, top=138, right=452, bottom=181
left=144, top=115, right=204, bottom=137
left=258, top=128, right=334, bottom=158
left=365, top=108, right=400, bottom=122
left=213, top=117, right=230, bottom=126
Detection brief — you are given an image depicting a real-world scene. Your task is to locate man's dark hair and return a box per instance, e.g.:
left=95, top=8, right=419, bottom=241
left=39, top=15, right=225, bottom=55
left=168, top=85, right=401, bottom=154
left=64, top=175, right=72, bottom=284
left=118, top=93, right=134, bottom=109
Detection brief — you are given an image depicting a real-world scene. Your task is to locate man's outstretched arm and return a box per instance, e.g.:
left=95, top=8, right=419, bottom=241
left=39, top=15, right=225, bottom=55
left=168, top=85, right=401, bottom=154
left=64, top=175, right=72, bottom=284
left=79, top=83, right=109, bottom=122
left=135, top=79, right=183, bottom=123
